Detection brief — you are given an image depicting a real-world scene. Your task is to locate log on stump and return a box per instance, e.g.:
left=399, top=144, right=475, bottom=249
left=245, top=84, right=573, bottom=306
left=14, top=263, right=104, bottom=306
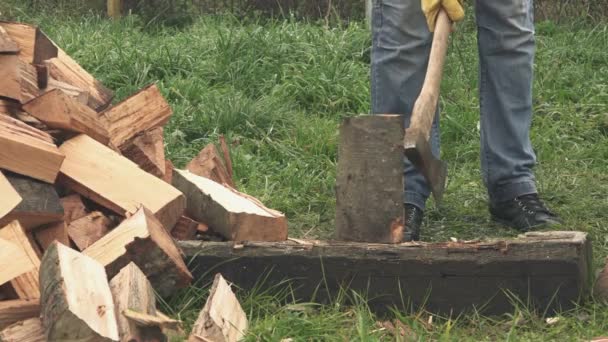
left=23, top=88, right=109, bottom=144
left=0, top=21, right=58, bottom=64
left=0, top=26, right=19, bottom=53
left=68, top=211, right=114, bottom=251
left=335, top=114, right=405, bottom=243
left=33, top=221, right=70, bottom=251
left=0, top=54, right=39, bottom=104
left=0, top=173, right=63, bottom=229
left=173, top=169, right=287, bottom=242
left=84, top=206, right=193, bottom=297
left=109, top=262, right=163, bottom=342
left=0, top=318, right=45, bottom=342
left=58, top=134, right=185, bottom=229
left=0, top=114, right=64, bottom=184
left=178, top=231, right=593, bottom=316
left=100, top=84, right=171, bottom=148
left=188, top=273, right=247, bottom=342
left=0, top=221, right=41, bottom=299
left=120, top=127, right=165, bottom=178
left=186, top=142, right=234, bottom=188
left=0, top=299, right=40, bottom=330
left=39, top=242, right=119, bottom=341
left=0, top=171, right=21, bottom=221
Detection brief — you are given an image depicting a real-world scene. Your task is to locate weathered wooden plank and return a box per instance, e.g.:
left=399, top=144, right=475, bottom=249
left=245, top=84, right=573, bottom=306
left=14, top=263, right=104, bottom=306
left=335, top=115, right=405, bottom=243
left=179, top=231, right=592, bottom=315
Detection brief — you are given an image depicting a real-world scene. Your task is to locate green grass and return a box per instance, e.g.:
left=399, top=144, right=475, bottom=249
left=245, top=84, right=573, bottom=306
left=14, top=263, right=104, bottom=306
left=3, top=5, right=608, bottom=340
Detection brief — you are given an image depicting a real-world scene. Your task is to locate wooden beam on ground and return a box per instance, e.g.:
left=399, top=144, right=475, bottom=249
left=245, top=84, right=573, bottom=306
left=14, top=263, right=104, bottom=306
left=0, top=54, right=39, bottom=104
left=0, top=221, right=41, bottom=299
left=0, top=173, right=63, bottom=229
left=39, top=242, right=119, bottom=341
left=68, top=211, right=114, bottom=251
left=0, top=171, right=21, bottom=221
left=335, top=115, right=404, bottom=243
left=0, top=21, right=58, bottom=64
left=120, top=127, right=165, bottom=177
left=173, top=169, right=288, bottom=242
left=33, top=221, right=70, bottom=251
left=186, top=142, right=234, bottom=188
left=0, top=299, right=40, bottom=330
left=0, top=114, right=64, bottom=184
left=44, top=52, right=113, bottom=111
left=0, top=317, right=45, bottom=342
left=179, top=231, right=593, bottom=316
left=23, top=88, right=109, bottom=144
left=0, top=26, right=19, bottom=53
left=188, top=273, right=247, bottom=342
left=100, top=84, right=172, bottom=148
left=58, top=134, right=185, bottom=229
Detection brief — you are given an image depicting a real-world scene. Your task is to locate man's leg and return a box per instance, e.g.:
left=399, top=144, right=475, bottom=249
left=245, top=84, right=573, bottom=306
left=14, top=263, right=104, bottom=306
left=476, top=0, right=560, bottom=229
left=370, top=0, right=440, bottom=216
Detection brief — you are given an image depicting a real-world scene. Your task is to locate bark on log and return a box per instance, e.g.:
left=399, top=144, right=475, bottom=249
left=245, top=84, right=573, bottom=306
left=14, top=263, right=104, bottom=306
left=179, top=231, right=592, bottom=316
left=335, top=114, right=405, bottom=243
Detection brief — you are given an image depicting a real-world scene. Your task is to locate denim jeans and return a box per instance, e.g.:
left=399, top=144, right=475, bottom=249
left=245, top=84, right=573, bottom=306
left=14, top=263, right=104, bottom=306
left=371, top=0, right=538, bottom=210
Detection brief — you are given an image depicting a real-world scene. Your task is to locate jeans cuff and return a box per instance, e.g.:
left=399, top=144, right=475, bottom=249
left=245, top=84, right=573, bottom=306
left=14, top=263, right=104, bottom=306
left=404, top=191, right=427, bottom=211
left=489, top=181, right=537, bottom=204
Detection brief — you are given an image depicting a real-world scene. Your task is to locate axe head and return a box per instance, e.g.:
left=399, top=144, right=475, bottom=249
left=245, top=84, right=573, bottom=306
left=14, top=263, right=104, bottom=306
left=403, top=127, right=447, bottom=204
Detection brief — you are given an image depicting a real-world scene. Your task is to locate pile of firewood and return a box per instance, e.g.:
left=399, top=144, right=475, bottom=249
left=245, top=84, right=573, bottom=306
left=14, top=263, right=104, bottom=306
left=0, top=21, right=288, bottom=341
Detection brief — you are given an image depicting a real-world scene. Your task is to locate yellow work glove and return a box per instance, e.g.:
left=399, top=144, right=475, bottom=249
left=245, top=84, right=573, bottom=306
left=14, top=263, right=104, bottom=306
left=421, top=0, right=465, bottom=32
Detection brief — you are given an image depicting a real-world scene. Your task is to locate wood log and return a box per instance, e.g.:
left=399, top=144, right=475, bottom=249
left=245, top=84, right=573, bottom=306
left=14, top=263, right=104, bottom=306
left=0, top=173, right=63, bottom=229
left=60, top=194, right=88, bottom=224
left=109, top=262, right=161, bottom=342
left=173, top=169, right=288, bottom=242
left=23, top=88, right=109, bottom=144
left=45, top=78, right=90, bottom=105
left=163, top=160, right=174, bottom=184
left=83, top=206, right=193, bottom=297
left=179, top=231, right=593, bottom=316
left=335, top=115, right=404, bottom=243
left=100, top=84, right=172, bottom=148
left=39, top=241, right=119, bottom=341
left=0, top=299, right=40, bottom=330
left=0, top=21, right=58, bottom=64
left=171, top=216, right=199, bottom=241
left=0, top=238, right=33, bottom=286
left=122, top=310, right=180, bottom=331
left=188, top=273, right=247, bottom=342
left=68, top=211, right=114, bottom=251
left=0, top=114, right=64, bottom=184
left=0, top=318, right=45, bottom=342
left=33, top=221, right=70, bottom=251
left=0, top=221, right=41, bottom=299
left=0, top=171, right=21, bottom=221
left=0, top=54, right=39, bottom=104
left=120, top=127, right=165, bottom=177
left=0, top=26, right=19, bottom=53
left=186, top=143, right=234, bottom=188
left=58, top=134, right=185, bottom=229
left=0, top=112, right=54, bottom=144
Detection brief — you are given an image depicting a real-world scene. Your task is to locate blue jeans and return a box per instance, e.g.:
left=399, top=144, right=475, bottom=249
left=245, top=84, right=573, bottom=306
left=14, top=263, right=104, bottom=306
left=371, top=0, right=538, bottom=210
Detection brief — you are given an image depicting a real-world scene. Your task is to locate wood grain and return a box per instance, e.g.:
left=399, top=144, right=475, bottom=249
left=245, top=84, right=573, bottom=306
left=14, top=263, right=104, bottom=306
left=0, top=221, right=41, bottom=299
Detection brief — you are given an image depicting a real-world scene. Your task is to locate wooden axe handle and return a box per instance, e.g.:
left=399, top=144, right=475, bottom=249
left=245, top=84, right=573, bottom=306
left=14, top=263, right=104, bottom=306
left=408, top=9, right=452, bottom=138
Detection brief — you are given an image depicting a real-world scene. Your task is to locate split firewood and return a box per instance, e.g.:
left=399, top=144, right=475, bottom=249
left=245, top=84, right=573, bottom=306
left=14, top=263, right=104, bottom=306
left=109, top=262, right=164, bottom=342
left=58, top=134, right=185, bottom=229
left=0, top=25, right=19, bottom=53
left=122, top=310, right=180, bottom=331
left=188, top=274, right=247, bottom=342
left=186, top=142, right=234, bottom=188
left=0, top=171, right=21, bottom=221
left=59, top=193, right=88, bottom=224
left=39, top=242, right=119, bottom=341
left=23, top=88, right=108, bottom=144
left=44, top=51, right=113, bottom=111
left=173, top=169, right=288, bottom=242
left=0, top=299, right=40, bottom=330
left=0, top=112, right=54, bottom=144
left=0, top=99, right=20, bottom=116
left=100, top=84, right=172, bottom=148
left=0, top=54, right=39, bottom=103
left=0, top=173, right=63, bottom=229
left=163, top=160, right=174, bottom=184
left=171, top=216, right=199, bottom=241
left=33, top=221, right=70, bottom=251
left=34, top=64, right=48, bottom=88
left=0, top=114, right=64, bottom=184
left=83, top=206, right=193, bottom=297
left=68, top=211, right=114, bottom=251
left=120, top=127, right=165, bottom=177
left=44, top=78, right=89, bottom=105
left=0, top=21, right=57, bottom=64
left=0, top=238, right=32, bottom=287
left=0, top=221, right=41, bottom=299
left=0, top=317, right=45, bottom=342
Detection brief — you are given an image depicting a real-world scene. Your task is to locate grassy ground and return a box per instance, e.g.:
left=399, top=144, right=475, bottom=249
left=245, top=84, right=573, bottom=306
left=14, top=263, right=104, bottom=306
left=3, top=4, right=608, bottom=340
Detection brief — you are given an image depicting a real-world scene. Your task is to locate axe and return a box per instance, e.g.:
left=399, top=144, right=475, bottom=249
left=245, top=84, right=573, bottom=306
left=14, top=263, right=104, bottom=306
left=403, top=8, right=452, bottom=204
